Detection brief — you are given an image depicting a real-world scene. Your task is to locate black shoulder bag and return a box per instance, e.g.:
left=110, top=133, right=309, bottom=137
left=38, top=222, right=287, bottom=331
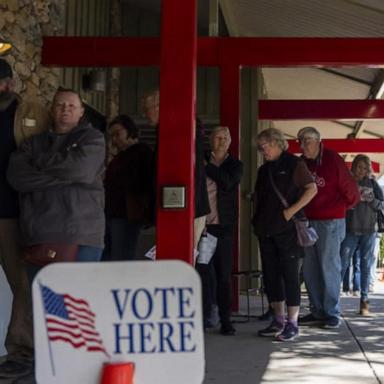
left=268, top=169, right=318, bottom=247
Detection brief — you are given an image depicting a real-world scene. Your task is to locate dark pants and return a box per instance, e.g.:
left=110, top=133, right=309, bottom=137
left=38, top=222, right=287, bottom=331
left=259, top=229, right=302, bottom=307
left=198, top=225, right=234, bottom=325
left=102, top=218, right=142, bottom=261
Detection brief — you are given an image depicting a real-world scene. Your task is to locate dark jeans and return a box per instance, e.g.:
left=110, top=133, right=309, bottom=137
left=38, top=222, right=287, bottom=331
left=102, top=218, right=142, bottom=261
left=259, top=229, right=303, bottom=307
left=197, top=225, right=234, bottom=325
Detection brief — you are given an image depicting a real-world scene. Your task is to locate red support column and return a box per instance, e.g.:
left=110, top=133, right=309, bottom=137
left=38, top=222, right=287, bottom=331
left=220, top=64, right=241, bottom=310
left=156, top=0, right=197, bottom=263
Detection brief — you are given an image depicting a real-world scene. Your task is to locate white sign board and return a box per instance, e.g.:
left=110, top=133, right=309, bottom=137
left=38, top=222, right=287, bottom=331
left=32, top=261, right=204, bottom=384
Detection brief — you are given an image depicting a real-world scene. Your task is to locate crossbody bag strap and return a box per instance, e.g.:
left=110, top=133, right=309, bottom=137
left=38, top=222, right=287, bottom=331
left=268, top=167, right=289, bottom=208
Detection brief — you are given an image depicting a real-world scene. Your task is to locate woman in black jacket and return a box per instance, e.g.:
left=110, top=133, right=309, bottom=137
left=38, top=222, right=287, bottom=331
left=201, top=126, right=243, bottom=335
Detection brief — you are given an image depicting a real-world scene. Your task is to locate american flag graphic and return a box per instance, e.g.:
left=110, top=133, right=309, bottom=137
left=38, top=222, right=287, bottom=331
left=41, top=285, right=109, bottom=357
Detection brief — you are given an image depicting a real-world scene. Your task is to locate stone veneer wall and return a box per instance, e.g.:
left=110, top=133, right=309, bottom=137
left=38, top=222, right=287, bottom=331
left=0, top=0, right=65, bottom=106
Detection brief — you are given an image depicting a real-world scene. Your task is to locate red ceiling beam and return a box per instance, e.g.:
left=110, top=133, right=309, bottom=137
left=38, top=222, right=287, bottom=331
left=288, top=139, right=384, bottom=153
left=42, top=37, right=384, bottom=68
left=259, top=100, right=384, bottom=120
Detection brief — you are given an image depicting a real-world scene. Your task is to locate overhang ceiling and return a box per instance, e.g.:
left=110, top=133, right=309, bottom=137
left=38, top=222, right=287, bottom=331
left=122, top=0, right=384, bottom=175
left=220, top=0, right=384, bottom=176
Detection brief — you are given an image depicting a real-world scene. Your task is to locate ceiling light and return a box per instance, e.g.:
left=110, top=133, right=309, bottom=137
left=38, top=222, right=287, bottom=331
left=0, top=40, right=12, bottom=55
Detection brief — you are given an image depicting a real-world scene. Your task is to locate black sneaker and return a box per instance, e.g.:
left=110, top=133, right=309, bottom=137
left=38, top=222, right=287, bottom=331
left=0, top=360, right=33, bottom=379
left=275, top=322, right=299, bottom=342
left=220, top=322, right=236, bottom=336
left=298, top=313, right=324, bottom=326
left=258, top=319, right=284, bottom=337
left=323, top=316, right=340, bottom=329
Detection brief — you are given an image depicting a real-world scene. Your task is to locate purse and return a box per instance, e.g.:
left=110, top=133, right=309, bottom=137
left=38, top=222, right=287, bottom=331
left=23, top=243, right=79, bottom=266
left=377, top=209, right=384, bottom=233
left=268, top=169, right=318, bottom=247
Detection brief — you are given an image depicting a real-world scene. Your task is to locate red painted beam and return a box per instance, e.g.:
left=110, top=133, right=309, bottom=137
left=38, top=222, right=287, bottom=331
left=42, top=37, right=161, bottom=67
left=42, top=37, right=384, bottom=68
left=218, top=38, right=384, bottom=67
left=156, top=0, right=197, bottom=263
left=346, top=161, right=380, bottom=173
left=259, top=100, right=384, bottom=120
left=288, top=139, right=384, bottom=153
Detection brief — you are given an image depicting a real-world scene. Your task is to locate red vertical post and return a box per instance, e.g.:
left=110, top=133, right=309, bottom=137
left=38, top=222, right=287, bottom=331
left=220, top=63, right=241, bottom=310
left=156, top=0, right=197, bottom=263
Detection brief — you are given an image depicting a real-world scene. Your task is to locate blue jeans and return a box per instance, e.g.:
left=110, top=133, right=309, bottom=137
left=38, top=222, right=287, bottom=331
left=303, top=219, right=346, bottom=319
left=340, top=233, right=376, bottom=301
left=342, top=249, right=360, bottom=292
left=76, top=245, right=103, bottom=262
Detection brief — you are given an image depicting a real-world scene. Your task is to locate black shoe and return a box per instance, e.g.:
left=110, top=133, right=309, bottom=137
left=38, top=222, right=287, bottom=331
left=220, top=323, right=236, bottom=336
left=0, top=360, right=33, bottom=379
left=323, top=316, right=340, bottom=329
left=298, top=313, right=324, bottom=327
left=258, top=309, right=273, bottom=321
left=258, top=319, right=284, bottom=337
left=13, top=372, right=36, bottom=384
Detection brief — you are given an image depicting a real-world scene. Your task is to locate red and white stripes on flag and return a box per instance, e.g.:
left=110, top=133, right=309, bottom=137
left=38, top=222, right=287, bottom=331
left=41, top=285, right=109, bottom=357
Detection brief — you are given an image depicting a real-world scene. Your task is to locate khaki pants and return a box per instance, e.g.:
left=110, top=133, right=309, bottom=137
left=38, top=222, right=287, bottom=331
left=0, top=219, right=33, bottom=362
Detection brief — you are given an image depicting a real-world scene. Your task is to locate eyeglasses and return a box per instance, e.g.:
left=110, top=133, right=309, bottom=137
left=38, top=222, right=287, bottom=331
left=257, top=141, right=271, bottom=152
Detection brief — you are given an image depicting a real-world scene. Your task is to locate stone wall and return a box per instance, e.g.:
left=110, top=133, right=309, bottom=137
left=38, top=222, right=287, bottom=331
left=0, top=0, right=65, bottom=106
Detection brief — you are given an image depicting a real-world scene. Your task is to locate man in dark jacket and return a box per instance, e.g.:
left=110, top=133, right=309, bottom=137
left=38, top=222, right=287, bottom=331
left=7, top=88, right=105, bottom=261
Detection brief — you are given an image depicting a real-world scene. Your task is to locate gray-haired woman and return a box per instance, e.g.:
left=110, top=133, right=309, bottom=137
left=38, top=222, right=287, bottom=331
left=252, top=128, right=317, bottom=341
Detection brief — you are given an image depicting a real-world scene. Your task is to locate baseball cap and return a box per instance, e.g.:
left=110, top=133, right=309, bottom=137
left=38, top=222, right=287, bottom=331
left=0, top=58, right=13, bottom=80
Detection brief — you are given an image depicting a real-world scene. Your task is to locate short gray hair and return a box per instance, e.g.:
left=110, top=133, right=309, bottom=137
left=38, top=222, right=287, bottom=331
left=210, top=126, right=231, bottom=141
left=297, top=126, right=321, bottom=141
left=257, top=128, right=288, bottom=151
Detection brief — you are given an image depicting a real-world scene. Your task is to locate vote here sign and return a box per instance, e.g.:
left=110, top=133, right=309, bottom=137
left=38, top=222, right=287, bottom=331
left=32, top=260, right=204, bottom=384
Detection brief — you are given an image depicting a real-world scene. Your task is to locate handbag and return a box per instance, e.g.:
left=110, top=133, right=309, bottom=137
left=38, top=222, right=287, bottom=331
left=377, top=210, right=384, bottom=233
left=370, top=178, right=384, bottom=233
left=268, top=169, right=318, bottom=247
left=23, top=243, right=79, bottom=266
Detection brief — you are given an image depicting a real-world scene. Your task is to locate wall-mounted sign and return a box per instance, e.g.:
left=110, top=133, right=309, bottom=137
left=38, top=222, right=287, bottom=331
left=162, top=185, right=186, bottom=208
left=33, top=261, right=204, bottom=384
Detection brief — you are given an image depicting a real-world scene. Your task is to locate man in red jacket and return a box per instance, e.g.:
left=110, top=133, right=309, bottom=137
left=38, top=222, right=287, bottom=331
left=297, top=127, right=360, bottom=328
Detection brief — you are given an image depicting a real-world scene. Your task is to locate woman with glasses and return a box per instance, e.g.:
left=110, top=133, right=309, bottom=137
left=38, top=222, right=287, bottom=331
left=252, top=128, right=317, bottom=341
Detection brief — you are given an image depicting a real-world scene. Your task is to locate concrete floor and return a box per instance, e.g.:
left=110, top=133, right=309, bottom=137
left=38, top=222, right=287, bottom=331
left=204, top=282, right=384, bottom=384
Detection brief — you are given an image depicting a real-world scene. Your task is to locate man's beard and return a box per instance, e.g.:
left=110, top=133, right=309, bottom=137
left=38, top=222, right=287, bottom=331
left=0, top=91, right=16, bottom=111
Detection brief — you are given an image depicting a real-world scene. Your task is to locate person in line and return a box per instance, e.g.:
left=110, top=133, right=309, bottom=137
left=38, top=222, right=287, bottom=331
left=297, top=127, right=360, bottom=328
left=0, top=58, right=50, bottom=381
left=341, top=249, right=360, bottom=296
left=102, top=114, right=155, bottom=261
left=139, top=89, right=210, bottom=258
left=7, top=87, right=105, bottom=267
left=252, top=128, right=317, bottom=341
left=200, top=126, right=243, bottom=336
left=340, top=154, right=384, bottom=315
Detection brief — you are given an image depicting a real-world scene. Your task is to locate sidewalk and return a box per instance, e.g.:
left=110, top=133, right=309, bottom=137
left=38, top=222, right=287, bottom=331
left=203, top=282, right=384, bottom=384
